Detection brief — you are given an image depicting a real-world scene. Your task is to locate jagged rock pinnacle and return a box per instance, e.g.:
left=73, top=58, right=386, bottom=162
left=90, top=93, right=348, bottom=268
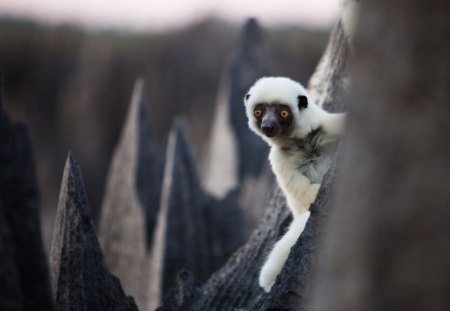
left=0, top=97, right=54, bottom=310
left=149, top=119, right=244, bottom=310
left=99, top=78, right=162, bottom=310
left=228, top=18, right=270, bottom=180
left=148, top=119, right=211, bottom=309
left=50, top=152, right=137, bottom=311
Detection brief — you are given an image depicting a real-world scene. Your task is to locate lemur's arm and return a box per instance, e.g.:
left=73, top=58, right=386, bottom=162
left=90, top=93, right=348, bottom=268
left=321, top=113, right=346, bottom=138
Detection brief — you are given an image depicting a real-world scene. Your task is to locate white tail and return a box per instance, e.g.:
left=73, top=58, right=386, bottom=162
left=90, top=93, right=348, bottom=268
left=259, top=211, right=311, bottom=292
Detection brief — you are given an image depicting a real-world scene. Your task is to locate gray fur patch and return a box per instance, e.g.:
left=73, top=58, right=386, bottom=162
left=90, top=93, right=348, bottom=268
left=283, top=127, right=338, bottom=183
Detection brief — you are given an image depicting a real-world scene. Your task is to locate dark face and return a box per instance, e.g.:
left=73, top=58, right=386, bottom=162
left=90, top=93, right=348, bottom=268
left=253, top=103, right=293, bottom=138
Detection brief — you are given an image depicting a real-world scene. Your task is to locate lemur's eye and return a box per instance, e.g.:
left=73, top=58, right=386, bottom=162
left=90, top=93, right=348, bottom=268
left=254, top=109, right=262, bottom=118
left=280, top=110, right=289, bottom=118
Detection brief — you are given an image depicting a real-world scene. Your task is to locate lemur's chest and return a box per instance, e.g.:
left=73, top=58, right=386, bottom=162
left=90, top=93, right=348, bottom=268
left=269, top=128, right=336, bottom=184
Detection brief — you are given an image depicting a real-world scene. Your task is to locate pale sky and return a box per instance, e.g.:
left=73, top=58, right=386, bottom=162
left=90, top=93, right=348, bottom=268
left=0, top=0, right=340, bottom=31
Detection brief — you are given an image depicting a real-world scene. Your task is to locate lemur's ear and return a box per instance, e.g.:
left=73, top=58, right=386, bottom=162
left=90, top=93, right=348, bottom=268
left=298, top=95, right=308, bottom=109
left=245, top=94, right=250, bottom=101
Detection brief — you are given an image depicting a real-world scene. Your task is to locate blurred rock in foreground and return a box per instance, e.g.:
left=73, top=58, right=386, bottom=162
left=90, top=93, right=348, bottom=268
left=309, top=0, right=450, bottom=310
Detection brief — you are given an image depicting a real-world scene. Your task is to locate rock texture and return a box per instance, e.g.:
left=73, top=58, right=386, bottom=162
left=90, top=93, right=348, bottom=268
left=227, top=19, right=276, bottom=233
left=0, top=77, right=54, bottom=311
left=157, top=163, right=337, bottom=311
left=149, top=120, right=244, bottom=310
left=99, top=79, right=163, bottom=309
left=309, top=1, right=450, bottom=310
left=227, top=18, right=272, bottom=180
left=50, top=152, right=138, bottom=311
left=0, top=196, right=24, bottom=311
left=204, top=19, right=275, bottom=236
left=204, top=19, right=271, bottom=195
left=99, top=79, right=246, bottom=311
left=308, top=20, right=351, bottom=113
left=158, top=20, right=350, bottom=311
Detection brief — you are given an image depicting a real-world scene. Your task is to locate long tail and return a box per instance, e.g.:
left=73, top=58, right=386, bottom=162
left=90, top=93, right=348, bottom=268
left=259, top=211, right=311, bottom=292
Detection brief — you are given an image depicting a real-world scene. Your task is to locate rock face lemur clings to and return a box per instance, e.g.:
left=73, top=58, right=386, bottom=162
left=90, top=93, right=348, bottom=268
left=244, top=76, right=345, bottom=292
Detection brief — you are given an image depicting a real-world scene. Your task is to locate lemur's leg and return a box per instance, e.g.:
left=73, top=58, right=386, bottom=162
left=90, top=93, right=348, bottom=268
left=259, top=211, right=311, bottom=292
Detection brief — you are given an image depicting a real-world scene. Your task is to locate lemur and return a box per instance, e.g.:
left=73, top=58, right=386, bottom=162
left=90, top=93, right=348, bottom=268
left=244, top=76, right=345, bottom=292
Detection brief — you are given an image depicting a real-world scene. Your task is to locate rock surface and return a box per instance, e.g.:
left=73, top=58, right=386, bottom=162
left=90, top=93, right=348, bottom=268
left=50, top=152, right=138, bottom=311
left=149, top=120, right=244, bottom=310
left=0, top=198, right=24, bottom=311
left=0, top=78, right=54, bottom=311
left=157, top=164, right=337, bottom=311
left=228, top=18, right=271, bottom=180
left=308, top=20, right=351, bottom=112
left=204, top=18, right=272, bottom=200
left=99, top=79, right=163, bottom=309
left=204, top=18, right=276, bottom=237
left=309, top=1, right=450, bottom=310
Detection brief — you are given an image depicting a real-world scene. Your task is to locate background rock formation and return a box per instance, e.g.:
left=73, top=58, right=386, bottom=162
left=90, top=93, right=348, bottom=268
left=0, top=80, right=54, bottom=311
left=203, top=19, right=276, bottom=237
left=0, top=18, right=326, bottom=234
left=99, top=79, right=162, bottom=309
left=147, top=120, right=244, bottom=310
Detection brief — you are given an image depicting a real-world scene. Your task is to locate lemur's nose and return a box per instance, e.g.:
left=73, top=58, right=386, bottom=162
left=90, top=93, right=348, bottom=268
left=262, top=125, right=277, bottom=137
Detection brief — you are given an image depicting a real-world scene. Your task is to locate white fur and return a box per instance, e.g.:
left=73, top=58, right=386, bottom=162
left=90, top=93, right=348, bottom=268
left=245, top=77, right=331, bottom=143
left=269, top=148, right=321, bottom=216
left=259, top=212, right=310, bottom=292
left=244, top=77, right=345, bottom=292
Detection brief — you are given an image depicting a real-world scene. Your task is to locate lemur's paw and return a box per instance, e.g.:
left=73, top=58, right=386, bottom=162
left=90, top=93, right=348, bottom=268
left=258, top=261, right=279, bottom=292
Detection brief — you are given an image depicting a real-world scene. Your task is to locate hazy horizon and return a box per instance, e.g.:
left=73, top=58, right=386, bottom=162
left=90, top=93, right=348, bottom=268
left=0, top=0, right=340, bottom=32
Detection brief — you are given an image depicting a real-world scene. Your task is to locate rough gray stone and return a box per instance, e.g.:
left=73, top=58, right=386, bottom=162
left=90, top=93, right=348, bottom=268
left=204, top=18, right=274, bottom=188
left=309, top=1, right=450, bottom=310
left=99, top=79, right=163, bottom=309
left=0, top=199, right=24, bottom=311
left=0, top=81, right=54, bottom=311
left=203, top=20, right=276, bottom=218
left=50, top=152, right=138, bottom=311
left=156, top=186, right=290, bottom=311
left=160, top=120, right=213, bottom=291
left=157, top=165, right=337, bottom=311
left=228, top=18, right=272, bottom=180
left=0, top=96, right=24, bottom=311
left=308, top=21, right=351, bottom=113
left=150, top=120, right=244, bottom=310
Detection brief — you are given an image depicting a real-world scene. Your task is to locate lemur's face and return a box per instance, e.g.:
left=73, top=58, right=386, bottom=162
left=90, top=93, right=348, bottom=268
left=253, top=103, right=293, bottom=138
left=244, top=77, right=311, bottom=142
